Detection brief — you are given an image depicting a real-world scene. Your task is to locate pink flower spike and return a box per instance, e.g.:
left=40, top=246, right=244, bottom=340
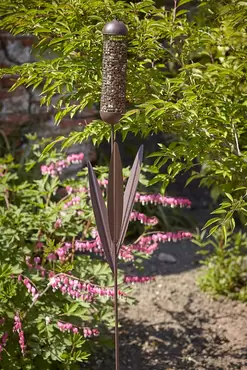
left=13, top=314, right=25, bottom=355
left=134, top=193, right=191, bottom=208
left=130, top=211, right=158, bottom=226
left=124, top=276, right=155, bottom=284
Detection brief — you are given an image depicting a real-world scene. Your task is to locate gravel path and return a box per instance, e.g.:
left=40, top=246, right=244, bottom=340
left=91, top=239, right=247, bottom=370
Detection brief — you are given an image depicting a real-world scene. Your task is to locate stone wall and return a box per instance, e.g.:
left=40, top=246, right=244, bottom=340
left=0, top=31, right=96, bottom=162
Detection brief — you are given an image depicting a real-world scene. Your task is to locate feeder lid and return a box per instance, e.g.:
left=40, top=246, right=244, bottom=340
left=102, top=20, right=128, bottom=36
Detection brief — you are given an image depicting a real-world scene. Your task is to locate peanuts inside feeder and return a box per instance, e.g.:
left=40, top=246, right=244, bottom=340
left=100, top=20, right=128, bottom=125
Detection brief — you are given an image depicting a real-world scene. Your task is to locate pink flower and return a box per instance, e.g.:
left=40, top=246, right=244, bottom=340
left=54, top=218, right=62, bottom=229
left=63, top=196, right=81, bottom=209
left=98, top=179, right=108, bottom=188
left=35, top=241, right=44, bottom=250
left=136, top=231, right=192, bottom=246
left=65, top=186, right=87, bottom=195
left=40, top=153, right=84, bottom=177
left=1, top=333, right=8, bottom=345
left=124, top=276, right=155, bottom=284
left=21, top=277, right=39, bottom=299
left=13, top=315, right=25, bottom=355
left=34, top=257, right=41, bottom=265
left=83, top=327, right=99, bottom=338
left=25, top=256, right=32, bottom=268
left=49, top=274, right=125, bottom=300
left=47, top=253, right=57, bottom=261
left=57, top=321, right=99, bottom=337
left=70, top=229, right=192, bottom=263
left=66, top=185, right=73, bottom=195
left=55, top=243, right=71, bottom=261
left=135, top=192, right=191, bottom=208
left=130, top=211, right=158, bottom=226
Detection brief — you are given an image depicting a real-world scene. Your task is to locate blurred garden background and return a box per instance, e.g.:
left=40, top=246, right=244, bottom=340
left=1, top=0, right=247, bottom=369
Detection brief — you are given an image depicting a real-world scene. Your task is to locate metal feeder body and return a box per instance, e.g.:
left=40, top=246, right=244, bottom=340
left=100, top=20, right=128, bottom=125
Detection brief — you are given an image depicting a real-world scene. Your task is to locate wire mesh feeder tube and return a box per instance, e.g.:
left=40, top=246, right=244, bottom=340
left=100, top=20, right=128, bottom=125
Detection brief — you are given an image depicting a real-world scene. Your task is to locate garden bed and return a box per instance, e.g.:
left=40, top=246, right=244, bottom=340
left=89, top=239, right=247, bottom=370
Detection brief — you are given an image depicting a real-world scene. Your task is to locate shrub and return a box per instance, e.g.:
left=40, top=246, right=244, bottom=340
left=194, top=227, right=247, bottom=301
left=1, top=0, right=247, bottom=246
left=3, top=0, right=246, bottom=321
left=0, top=137, right=192, bottom=368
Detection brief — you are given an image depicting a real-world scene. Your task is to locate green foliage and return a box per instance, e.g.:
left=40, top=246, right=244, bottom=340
left=0, top=147, right=110, bottom=369
left=194, top=227, right=247, bottom=301
left=0, top=0, right=177, bottom=122
left=192, top=188, right=247, bottom=301
left=1, top=0, right=247, bottom=209
left=202, top=189, right=247, bottom=236
left=0, top=138, right=165, bottom=368
left=1, top=0, right=247, bottom=301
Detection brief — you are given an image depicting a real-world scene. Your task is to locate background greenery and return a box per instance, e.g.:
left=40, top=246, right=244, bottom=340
left=1, top=0, right=247, bottom=356
left=1, top=136, right=183, bottom=368
left=1, top=0, right=247, bottom=202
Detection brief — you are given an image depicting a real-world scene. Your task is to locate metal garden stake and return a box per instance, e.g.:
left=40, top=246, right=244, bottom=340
left=87, top=20, right=143, bottom=370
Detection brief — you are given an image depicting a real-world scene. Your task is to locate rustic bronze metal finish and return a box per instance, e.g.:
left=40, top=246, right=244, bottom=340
left=88, top=143, right=143, bottom=369
left=102, top=20, right=128, bottom=36
left=100, top=111, right=123, bottom=126
left=88, top=20, right=143, bottom=370
left=87, top=162, right=114, bottom=271
left=118, top=145, right=144, bottom=251
left=108, top=142, right=123, bottom=244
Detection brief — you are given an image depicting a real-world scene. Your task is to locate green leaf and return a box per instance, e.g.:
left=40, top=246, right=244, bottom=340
left=203, top=217, right=221, bottom=229
left=41, top=136, right=65, bottom=159
left=208, top=225, right=220, bottom=236
left=177, top=0, right=192, bottom=7
left=225, top=193, right=233, bottom=202
left=176, top=9, right=189, bottom=17
left=222, top=225, right=227, bottom=247
left=211, top=209, right=227, bottom=215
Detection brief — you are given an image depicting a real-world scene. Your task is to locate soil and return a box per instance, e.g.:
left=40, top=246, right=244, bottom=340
left=89, top=237, right=247, bottom=370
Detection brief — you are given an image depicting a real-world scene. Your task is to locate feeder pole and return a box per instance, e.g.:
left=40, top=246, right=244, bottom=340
left=100, top=20, right=128, bottom=370
left=88, top=20, right=143, bottom=370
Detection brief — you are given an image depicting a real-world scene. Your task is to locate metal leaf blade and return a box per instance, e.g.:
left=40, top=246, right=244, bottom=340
left=108, top=142, right=123, bottom=244
left=87, top=162, right=114, bottom=271
left=118, top=145, right=144, bottom=252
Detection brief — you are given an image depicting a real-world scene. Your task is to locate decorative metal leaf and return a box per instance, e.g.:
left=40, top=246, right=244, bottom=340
left=118, top=145, right=144, bottom=252
left=87, top=162, right=114, bottom=271
left=107, top=142, right=123, bottom=244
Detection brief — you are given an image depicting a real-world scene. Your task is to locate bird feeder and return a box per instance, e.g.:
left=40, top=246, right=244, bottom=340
left=88, top=20, right=143, bottom=370
left=100, top=20, right=128, bottom=125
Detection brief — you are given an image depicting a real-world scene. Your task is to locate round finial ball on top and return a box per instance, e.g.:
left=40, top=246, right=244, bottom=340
left=100, top=20, right=128, bottom=125
left=102, top=20, right=128, bottom=36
